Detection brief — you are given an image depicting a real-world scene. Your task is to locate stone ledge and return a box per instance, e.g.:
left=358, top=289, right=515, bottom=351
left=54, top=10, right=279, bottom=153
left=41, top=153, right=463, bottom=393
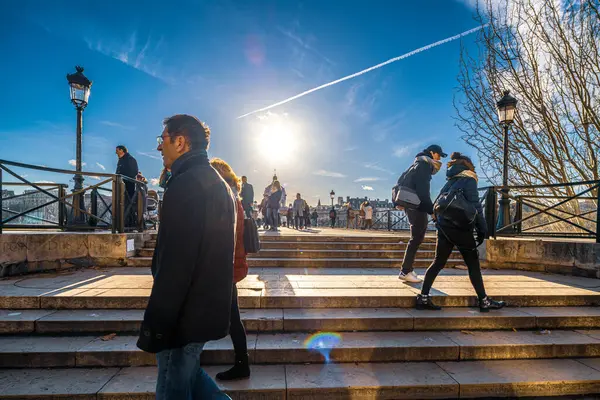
left=482, top=238, right=600, bottom=278
left=0, top=233, right=150, bottom=278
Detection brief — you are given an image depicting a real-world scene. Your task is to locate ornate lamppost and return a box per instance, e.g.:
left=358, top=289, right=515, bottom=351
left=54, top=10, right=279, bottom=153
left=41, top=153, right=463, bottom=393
left=330, top=190, right=335, bottom=208
left=495, top=90, right=518, bottom=230
left=66, top=66, right=92, bottom=226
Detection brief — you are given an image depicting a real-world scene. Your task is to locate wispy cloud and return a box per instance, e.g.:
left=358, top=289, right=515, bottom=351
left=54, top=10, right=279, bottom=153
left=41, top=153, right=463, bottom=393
left=364, top=162, right=395, bottom=175
left=362, top=185, right=375, bottom=191
left=371, top=112, right=406, bottom=143
left=393, top=140, right=427, bottom=158
left=35, top=180, right=55, bottom=184
left=89, top=176, right=102, bottom=180
left=95, top=162, right=106, bottom=171
left=238, top=25, right=487, bottom=118
left=393, top=146, right=411, bottom=158
left=100, top=121, right=135, bottom=130
left=68, top=160, right=86, bottom=167
left=354, top=177, right=384, bottom=183
left=150, top=178, right=160, bottom=187
left=137, top=151, right=162, bottom=160
left=344, top=146, right=358, bottom=152
left=84, top=33, right=173, bottom=83
left=277, top=27, right=335, bottom=66
left=313, top=169, right=347, bottom=178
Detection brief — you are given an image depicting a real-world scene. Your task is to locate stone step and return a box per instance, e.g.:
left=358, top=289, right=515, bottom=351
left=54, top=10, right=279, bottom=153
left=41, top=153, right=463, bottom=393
left=3, top=267, right=600, bottom=310
left=142, top=240, right=438, bottom=250
left=258, top=234, right=436, bottom=243
left=262, top=241, right=438, bottom=250
left=0, top=358, right=600, bottom=400
left=129, top=256, right=464, bottom=268
left=136, top=248, right=461, bottom=259
left=2, top=330, right=600, bottom=368
left=246, top=257, right=463, bottom=268
left=4, top=307, right=600, bottom=335
left=4, top=359, right=600, bottom=399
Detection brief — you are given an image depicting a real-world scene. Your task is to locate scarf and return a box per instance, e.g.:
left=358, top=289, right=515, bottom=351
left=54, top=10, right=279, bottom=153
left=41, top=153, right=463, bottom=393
left=455, top=169, right=479, bottom=183
left=416, top=155, right=442, bottom=175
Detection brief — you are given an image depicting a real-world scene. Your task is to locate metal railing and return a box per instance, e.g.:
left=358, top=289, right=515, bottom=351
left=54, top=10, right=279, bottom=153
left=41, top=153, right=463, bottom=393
left=0, top=159, right=150, bottom=233
left=480, top=180, right=600, bottom=243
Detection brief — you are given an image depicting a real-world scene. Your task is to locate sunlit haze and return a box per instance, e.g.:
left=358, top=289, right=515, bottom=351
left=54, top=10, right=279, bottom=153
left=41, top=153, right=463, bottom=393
left=0, top=0, right=484, bottom=204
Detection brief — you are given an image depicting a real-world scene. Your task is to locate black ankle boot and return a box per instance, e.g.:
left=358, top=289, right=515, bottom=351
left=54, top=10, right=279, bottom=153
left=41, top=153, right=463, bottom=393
left=416, top=294, right=442, bottom=311
left=479, top=296, right=506, bottom=312
left=216, top=353, right=250, bottom=381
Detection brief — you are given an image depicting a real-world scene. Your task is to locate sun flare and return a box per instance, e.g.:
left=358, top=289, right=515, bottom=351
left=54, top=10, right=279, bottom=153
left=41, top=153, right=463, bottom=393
left=254, top=114, right=299, bottom=164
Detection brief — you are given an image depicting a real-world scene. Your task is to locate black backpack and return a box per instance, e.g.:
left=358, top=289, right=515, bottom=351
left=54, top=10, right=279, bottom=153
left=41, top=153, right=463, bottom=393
left=434, top=183, right=477, bottom=228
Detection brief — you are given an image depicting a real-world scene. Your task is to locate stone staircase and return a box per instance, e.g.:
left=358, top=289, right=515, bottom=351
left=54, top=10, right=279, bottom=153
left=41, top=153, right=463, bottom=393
left=2, top=230, right=600, bottom=398
left=129, top=230, right=464, bottom=268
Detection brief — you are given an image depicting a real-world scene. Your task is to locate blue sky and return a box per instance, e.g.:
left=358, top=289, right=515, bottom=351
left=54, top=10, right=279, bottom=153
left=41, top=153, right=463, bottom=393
left=0, top=0, right=483, bottom=205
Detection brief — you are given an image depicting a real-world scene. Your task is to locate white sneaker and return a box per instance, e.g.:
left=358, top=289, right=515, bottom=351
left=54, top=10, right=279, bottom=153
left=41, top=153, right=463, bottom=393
left=399, top=271, right=423, bottom=283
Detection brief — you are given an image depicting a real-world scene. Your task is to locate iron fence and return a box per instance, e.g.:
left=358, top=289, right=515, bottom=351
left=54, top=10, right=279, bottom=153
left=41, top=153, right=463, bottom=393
left=480, top=180, right=600, bottom=243
left=0, top=159, right=152, bottom=233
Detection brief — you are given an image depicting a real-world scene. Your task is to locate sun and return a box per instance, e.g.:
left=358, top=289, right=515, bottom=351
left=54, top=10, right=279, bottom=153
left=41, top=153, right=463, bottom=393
left=255, top=115, right=299, bottom=164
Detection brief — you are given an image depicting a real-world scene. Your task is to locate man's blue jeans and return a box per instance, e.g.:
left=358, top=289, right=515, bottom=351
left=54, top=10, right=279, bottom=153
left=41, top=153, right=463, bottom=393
left=156, top=343, right=231, bottom=400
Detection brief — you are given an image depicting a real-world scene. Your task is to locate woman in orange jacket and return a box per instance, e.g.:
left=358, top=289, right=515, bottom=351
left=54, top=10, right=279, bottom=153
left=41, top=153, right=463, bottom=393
left=210, top=158, right=250, bottom=381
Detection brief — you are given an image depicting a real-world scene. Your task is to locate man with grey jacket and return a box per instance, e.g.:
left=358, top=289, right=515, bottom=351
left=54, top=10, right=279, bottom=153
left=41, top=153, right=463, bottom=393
left=292, top=193, right=306, bottom=229
left=397, top=145, right=446, bottom=283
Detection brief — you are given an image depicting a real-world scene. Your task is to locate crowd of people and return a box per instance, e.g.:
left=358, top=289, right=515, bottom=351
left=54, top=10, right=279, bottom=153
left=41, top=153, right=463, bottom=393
left=119, top=115, right=507, bottom=399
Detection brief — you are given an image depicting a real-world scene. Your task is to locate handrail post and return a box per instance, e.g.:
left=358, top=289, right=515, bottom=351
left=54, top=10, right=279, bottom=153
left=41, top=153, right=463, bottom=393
left=515, top=196, right=523, bottom=234
left=58, top=185, right=66, bottom=230
left=485, top=188, right=497, bottom=238
left=387, top=210, right=391, bottom=231
left=596, top=183, right=600, bottom=244
left=115, top=176, right=125, bottom=233
left=111, top=178, right=117, bottom=234
left=137, top=183, right=145, bottom=232
left=90, top=188, right=98, bottom=227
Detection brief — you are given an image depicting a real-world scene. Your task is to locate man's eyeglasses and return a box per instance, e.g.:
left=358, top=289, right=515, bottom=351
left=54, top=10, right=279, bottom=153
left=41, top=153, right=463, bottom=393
left=157, top=135, right=168, bottom=145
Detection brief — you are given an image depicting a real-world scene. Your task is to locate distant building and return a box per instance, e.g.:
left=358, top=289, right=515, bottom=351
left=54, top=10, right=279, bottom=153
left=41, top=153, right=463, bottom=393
left=337, top=196, right=344, bottom=206
left=345, top=196, right=393, bottom=210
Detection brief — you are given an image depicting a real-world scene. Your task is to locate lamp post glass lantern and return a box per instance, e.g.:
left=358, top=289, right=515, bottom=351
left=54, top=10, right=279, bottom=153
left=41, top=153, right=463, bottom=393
left=330, top=190, right=335, bottom=207
left=496, top=90, right=518, bottom=231
left=66, top=66, right=92, bottom=226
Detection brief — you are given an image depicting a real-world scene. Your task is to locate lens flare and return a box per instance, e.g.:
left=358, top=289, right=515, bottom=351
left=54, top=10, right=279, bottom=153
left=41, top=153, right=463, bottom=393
left=303, top=332, right=342, bottom=363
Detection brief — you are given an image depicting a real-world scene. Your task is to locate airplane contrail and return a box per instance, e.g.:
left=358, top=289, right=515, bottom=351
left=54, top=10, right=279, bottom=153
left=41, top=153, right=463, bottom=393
left=237, top=24, right=487, bottom=119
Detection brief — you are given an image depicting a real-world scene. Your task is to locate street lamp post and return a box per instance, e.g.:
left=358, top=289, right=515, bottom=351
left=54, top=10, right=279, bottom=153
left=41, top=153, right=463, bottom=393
left=330, top=190, right=335, bottom=208
left=495, top=90, right=518, bottom=231
left=66, top=66, right=92, bottom=226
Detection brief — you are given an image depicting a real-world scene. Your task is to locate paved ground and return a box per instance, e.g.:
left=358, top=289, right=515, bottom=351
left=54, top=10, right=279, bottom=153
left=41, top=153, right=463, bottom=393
left=2, top=266, right=600, bottom=306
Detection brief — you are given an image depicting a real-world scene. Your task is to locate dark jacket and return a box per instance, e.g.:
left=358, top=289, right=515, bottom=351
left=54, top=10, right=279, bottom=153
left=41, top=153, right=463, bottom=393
left=137, top=151, right=235, bottom=353
left=436, top=163, right=487, bottom=235
left=116, top=153, right=139, bottom=194
left=240, top=183, right=254, bottom=207
left=267, top=190, right=282, bottom=209
left=397, top=152, right=435, bottom=214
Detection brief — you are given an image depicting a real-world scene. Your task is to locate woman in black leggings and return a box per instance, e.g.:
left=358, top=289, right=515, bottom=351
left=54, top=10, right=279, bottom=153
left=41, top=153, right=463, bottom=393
left=416, top=152, right=506, bottom=313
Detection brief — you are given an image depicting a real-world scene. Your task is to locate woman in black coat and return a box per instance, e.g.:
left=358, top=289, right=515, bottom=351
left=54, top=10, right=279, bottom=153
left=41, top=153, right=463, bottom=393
left=416, top=152, right=506, bottom=313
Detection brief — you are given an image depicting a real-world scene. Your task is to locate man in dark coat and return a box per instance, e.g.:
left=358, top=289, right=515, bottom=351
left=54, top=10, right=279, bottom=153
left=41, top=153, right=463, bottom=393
left=137, top=114, right=234, bottom=400
left=115, top=145, right=139, bottom=228
left=240, top=176, right=254, bottom=218
left=397, top=144, right=446, bottom=283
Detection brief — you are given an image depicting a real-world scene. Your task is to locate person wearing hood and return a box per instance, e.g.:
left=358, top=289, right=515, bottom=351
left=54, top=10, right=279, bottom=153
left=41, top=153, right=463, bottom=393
left=397, top=145, right=446, bottom=283
left=416, top=152, right=506, bottom=313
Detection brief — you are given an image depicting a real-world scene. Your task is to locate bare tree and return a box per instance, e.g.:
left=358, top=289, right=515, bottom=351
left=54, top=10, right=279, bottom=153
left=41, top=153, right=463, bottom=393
left=455, top=0, right=600, bottom=234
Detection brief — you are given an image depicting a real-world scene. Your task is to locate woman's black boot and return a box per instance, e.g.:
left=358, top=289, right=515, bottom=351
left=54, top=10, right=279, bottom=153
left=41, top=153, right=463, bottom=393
left=216, top=353, right=250, bottom=381
left=416, top=294, right=442, bottom=311
left=479, top=296, right=506, bottom=312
